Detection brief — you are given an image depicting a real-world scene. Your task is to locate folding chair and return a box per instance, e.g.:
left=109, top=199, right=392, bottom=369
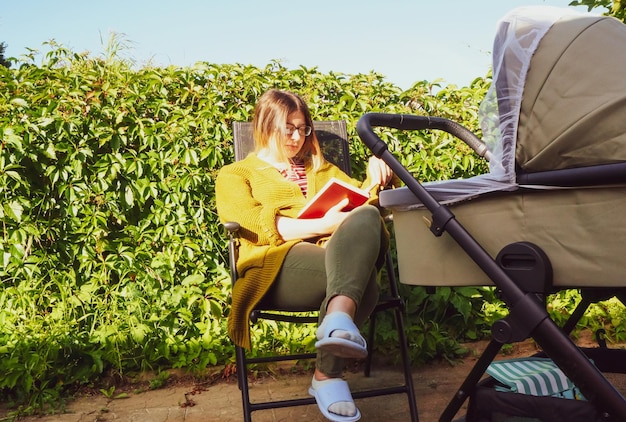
left=224, top=120, right=418, bottom=421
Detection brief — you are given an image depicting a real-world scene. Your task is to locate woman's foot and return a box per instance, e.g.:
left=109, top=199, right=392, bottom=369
left=309, top=374, right=360, bottom=421
left=315, top=311, right=367, bottom=358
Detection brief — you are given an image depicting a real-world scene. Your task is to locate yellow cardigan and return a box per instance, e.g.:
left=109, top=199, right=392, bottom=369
left=215, top=153, right=382, bottom=349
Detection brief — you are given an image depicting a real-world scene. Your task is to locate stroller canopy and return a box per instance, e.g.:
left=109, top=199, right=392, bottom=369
left=375, top=6, right=626, bottom=291
left=482, top=5, right=626, bottom=178
left=383, top=6, right=626, bottom=209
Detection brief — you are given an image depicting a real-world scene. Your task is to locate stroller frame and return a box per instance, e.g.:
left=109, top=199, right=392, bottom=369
left=357, top=112, right=626, bottom=421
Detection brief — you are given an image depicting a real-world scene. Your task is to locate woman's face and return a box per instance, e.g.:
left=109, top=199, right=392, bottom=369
left=281, top=111, right=310, bottom=159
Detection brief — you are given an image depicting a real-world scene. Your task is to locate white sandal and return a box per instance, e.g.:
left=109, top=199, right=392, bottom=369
left=309, top=378, right=361, bottom=422
left=315, top=312, right=367, bottom=359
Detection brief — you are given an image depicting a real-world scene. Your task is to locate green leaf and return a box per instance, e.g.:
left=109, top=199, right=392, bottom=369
left=4, top=201, right=23, bottom=222
left=10, top=97, right=28, bottom=108
left=124, top=185, right=134, bottom=206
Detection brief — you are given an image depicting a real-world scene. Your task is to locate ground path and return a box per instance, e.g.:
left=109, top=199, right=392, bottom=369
left=3, top=333, right=624, bottom=421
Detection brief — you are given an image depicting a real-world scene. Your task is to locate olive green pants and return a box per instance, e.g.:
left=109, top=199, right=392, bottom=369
left=260, top=205, right=383, bottom=377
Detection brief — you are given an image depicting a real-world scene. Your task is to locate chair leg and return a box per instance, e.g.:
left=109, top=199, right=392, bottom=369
left=365, top=313, right=377, bottom=377
left=235, top=345, right=253, bottom=422
left=394, top=303, right=420, bottom=422
left=386, top=249, right=420, bottom=422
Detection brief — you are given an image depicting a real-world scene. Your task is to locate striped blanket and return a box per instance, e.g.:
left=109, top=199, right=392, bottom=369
left=487, top=357, right=586, bottom=400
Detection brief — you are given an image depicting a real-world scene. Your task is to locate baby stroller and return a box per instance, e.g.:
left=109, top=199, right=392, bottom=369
left=357, top=6, right=626, bottom=421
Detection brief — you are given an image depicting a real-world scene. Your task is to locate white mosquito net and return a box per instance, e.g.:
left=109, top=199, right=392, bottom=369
left=381, top=6, right=590, bottom=209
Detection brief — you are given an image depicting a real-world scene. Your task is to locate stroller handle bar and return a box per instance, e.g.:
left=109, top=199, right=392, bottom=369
left=356, top=112, right=491, bottom=161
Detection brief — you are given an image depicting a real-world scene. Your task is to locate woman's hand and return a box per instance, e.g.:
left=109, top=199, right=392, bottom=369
left=367, top=156, right=393, bottom=188
left=276, top=198, right=350, bottom=241
left=319, top=198, right=351, bottom=233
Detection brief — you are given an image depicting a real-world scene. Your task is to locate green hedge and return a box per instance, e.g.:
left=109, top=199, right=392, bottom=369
left=5, top=40, right=620, bottom=414
left=0, top=42, right=493, bottom=409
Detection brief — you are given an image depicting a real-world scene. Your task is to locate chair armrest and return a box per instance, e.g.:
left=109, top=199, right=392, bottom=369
left=224, top=222, right=241, bottom=285
left=224, top=221, right=241, bottom=233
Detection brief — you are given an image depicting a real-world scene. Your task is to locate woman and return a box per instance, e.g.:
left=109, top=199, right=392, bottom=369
left=216, top=89, right=394, bottom=422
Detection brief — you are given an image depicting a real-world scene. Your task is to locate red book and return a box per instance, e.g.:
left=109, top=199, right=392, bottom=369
left=297, top=177, right=370, bottom=219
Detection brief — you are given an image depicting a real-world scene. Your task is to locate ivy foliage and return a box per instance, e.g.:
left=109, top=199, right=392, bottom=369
left=2, top=36, right=623, bottom=414
left=570, top=0, right=626, bottom=22
left=0, top=41, right=492, bottom=410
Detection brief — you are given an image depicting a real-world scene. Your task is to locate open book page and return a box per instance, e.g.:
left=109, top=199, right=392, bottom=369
left=297, top=177, right=370, bottom=219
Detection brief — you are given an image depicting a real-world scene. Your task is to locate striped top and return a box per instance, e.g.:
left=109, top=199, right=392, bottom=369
left=280, top=159, right=307, bottom=196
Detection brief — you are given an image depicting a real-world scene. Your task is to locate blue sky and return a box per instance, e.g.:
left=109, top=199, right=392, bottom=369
left=2, top=0, right=587, bottom=89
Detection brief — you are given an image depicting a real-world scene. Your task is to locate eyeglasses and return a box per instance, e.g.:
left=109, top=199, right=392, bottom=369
left=284, top=124, right=312, bottom=137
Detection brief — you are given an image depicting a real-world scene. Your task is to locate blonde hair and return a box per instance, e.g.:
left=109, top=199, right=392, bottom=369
left=252, top=89, right=324, bottom=171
